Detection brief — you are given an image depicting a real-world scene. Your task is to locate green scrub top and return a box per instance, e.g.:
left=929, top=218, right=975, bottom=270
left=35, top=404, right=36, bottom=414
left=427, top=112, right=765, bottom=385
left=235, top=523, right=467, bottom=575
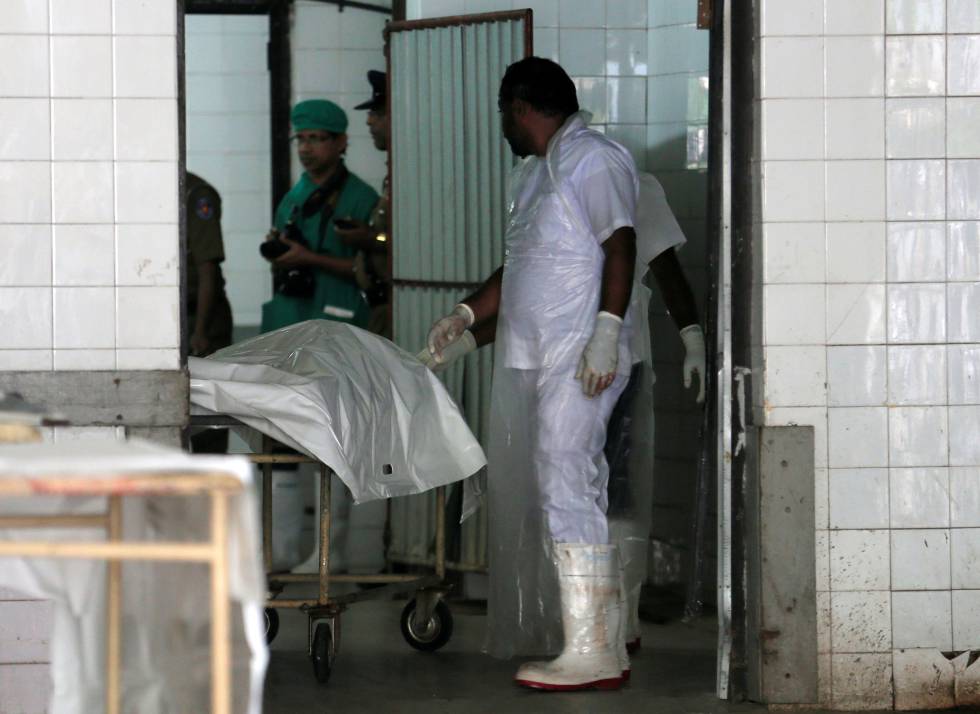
left=260, top=169, right=379, bottom=333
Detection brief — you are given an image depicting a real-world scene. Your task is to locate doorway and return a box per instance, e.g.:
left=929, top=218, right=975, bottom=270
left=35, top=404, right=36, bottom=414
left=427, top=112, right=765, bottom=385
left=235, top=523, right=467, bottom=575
left=185, top=11, right=273, bottom=335
left=176, top=0, right=744, bottom=711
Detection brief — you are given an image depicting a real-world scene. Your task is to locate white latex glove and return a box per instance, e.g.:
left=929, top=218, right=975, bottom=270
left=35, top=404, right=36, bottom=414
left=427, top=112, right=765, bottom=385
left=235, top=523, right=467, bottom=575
left=680, top=324, right=706, bottom=403
left=416, top=330, right=476, bottom=373
left=575, top=311, right=622, bottom=398
left=426, top=303, right=475, bottom=361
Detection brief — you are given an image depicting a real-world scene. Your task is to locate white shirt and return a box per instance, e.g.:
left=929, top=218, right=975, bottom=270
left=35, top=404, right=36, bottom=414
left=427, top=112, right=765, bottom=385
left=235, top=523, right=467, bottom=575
left=498, top=113, right=640, bottom=374
left=634, top=172, right=687, bottom=271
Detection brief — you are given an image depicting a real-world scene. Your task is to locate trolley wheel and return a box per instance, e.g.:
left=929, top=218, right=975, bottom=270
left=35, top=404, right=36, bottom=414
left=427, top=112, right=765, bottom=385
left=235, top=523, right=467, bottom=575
left=311, top=622, right=333, bottom=684
left=400, top=598, right=453, bottom=652
left=264, top=608, right=280, bottom=645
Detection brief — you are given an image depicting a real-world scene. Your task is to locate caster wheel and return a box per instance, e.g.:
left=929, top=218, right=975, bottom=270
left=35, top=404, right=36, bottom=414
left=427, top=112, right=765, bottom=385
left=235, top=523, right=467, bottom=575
left=311, top=622, right=333, bottom=684
left=264, top=608, right=280, bottom=645
left=400, top=598, right=453, bottom=652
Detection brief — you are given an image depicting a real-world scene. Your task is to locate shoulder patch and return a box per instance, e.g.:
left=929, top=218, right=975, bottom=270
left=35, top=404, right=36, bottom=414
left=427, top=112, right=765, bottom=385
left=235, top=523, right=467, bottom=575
left=195, top=195, right=214, bottom=220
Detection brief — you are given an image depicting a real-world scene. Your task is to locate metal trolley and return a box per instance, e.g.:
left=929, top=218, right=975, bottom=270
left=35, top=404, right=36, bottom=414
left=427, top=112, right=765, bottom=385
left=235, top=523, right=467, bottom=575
left=190, top=415, right=454, bottom=684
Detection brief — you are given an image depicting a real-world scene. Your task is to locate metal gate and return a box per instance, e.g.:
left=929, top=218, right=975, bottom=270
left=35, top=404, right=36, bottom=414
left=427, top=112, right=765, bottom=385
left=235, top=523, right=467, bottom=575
left=385, top=11, right=532, bottom=572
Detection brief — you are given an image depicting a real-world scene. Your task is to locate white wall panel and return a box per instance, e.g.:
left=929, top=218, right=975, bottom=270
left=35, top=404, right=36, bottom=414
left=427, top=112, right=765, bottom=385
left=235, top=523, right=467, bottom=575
left=757, top=3, right=980, bottom=706
left=186, top=13, right=271, bottom=327
left=0, top=1, right=180, bottom=372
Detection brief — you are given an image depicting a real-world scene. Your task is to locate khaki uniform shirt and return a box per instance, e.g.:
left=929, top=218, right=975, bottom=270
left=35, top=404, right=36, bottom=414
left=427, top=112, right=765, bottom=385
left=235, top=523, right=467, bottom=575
left=186, top=172, right=233, bottom=350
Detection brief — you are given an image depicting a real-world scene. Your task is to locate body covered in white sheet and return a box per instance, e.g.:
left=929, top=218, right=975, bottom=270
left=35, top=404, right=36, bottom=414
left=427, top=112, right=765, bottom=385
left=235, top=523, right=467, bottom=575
left=189, top=320, right=486, bottom=503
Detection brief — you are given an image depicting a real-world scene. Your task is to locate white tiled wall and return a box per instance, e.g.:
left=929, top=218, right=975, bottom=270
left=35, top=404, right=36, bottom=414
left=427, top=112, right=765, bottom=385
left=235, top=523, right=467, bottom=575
left=185, top=15, right=272, bottom=327
left=644, top=0, right=714, bottom=588
left=759, top=0, right=980, bottom=708
left=292, top=2, right=388, bottom=192
left=0, top=0, right=180, bottom=372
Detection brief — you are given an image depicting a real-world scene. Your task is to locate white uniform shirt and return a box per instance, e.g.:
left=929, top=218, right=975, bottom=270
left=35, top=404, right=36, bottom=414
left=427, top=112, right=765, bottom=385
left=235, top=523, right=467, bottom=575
left=498, top=113, right=640, bottom=374
left=634, top=172, right=687, bottom=271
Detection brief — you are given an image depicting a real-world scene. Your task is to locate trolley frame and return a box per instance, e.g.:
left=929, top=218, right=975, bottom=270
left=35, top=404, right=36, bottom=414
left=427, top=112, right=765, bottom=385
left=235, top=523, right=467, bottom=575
left=189, top=415, right=451, bottom=671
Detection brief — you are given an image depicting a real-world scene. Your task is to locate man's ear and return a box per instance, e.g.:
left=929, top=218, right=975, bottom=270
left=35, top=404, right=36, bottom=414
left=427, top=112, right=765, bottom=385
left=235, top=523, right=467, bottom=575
left=511, top=98, right=531, bottom=118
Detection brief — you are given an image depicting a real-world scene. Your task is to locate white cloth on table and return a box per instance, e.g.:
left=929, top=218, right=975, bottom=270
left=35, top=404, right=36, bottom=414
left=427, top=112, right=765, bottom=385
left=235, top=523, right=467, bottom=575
left=0, top=439, right=266, bottom=714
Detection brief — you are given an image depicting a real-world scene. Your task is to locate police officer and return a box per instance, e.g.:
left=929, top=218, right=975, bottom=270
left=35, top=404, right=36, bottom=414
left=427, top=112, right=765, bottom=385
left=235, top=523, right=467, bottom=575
left=336, top=70, right=391, bottom=338
left=186, top=172, right=233, bottom=357
left=260, top=100, right=379, bottom=332
left=186, top=171, right=233, bottom=453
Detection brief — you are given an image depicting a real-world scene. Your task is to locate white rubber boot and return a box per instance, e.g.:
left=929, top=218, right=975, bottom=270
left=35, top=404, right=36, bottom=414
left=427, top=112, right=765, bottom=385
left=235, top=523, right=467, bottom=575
left=622, top=534, right=646, bottom=653
left=609, top=517, right=647, bottom=653
left=616, top=552, right=631, bottom=681
left=514, top=543, right=625, bottom=691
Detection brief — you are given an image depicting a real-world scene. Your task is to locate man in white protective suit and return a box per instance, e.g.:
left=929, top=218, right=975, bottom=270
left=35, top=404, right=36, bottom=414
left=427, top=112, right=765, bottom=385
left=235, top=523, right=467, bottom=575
left=422, top=164, right=706, bottom=665
left=420, top=57, right=660, bottom=691
left=422, top=59, right=707, bottom=689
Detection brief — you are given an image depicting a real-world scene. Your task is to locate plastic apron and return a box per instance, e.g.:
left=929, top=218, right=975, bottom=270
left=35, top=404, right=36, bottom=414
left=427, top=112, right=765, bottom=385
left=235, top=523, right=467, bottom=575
left=483, top=114, right=646, bottom=658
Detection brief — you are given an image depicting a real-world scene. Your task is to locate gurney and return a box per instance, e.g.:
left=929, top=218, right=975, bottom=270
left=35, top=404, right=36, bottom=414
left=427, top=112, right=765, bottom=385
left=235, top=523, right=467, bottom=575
left=189, top=320, right=486, bottom=683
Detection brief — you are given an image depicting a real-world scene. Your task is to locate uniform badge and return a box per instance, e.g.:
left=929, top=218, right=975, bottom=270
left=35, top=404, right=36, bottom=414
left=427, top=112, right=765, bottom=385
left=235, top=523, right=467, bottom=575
left=195, top=196, right=213, bottom=220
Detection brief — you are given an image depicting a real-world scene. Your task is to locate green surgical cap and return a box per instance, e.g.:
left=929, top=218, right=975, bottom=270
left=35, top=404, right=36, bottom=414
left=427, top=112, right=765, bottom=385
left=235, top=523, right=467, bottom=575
left=290, top=99, right=348, bottom=133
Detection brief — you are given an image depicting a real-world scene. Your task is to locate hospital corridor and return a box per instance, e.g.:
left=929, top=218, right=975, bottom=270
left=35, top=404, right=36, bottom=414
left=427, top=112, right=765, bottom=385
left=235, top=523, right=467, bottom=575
left=1, top=1, right=979, bottom=713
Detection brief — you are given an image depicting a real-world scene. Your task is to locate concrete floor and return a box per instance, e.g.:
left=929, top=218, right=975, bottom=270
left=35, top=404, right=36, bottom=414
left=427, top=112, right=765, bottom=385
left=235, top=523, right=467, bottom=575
left=263, top=595, right=769, bottom=714
left=261, top=591, right=947, bottom=713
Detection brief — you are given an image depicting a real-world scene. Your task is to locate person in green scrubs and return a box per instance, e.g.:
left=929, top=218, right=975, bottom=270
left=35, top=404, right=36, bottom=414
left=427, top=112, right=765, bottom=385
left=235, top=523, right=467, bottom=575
left=260, top=99, right=379, bottom=332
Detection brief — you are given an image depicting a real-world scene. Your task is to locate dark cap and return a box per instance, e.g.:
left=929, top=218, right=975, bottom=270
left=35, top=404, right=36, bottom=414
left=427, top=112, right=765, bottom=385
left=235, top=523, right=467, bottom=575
left=354, top=70, right=386, bottom=111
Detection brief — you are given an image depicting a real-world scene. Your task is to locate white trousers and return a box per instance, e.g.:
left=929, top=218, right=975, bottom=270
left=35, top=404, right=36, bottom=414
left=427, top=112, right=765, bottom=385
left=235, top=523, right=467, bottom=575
left=533, top=370, right=629, bottom=544
left=485, top=366, right=628, bottom=658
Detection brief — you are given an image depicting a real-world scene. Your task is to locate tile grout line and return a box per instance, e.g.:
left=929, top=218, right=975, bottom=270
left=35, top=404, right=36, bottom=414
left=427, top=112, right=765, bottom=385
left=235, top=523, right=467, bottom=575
left=882, top=2, right=894, bottom=702
left=47, top=0, right=55, bottom=368
left=943, top=0, right=954, bottom=654
left=821, top=8, right=834, bottom=704
left=111, top=0, right=118, bottom=370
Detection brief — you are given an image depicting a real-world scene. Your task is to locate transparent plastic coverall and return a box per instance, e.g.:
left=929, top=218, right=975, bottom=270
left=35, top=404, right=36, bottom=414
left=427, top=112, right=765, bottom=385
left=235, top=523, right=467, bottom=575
left=482, top=113, right=653, bottom=670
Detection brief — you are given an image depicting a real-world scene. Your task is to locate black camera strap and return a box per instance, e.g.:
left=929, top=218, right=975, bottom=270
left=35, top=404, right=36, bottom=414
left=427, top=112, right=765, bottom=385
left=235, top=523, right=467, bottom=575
left=301, top=162, right=350, bottom=253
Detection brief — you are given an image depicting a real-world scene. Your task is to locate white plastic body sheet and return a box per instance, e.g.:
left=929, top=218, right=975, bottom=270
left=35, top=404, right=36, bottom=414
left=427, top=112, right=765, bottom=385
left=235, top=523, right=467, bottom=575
left=0, top=439, right=267, bottom=714
left=189, top=320, right=487, bottom=504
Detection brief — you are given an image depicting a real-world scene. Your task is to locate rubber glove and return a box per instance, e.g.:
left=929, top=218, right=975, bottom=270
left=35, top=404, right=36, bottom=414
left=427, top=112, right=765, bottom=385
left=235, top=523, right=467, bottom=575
left=680, top=324, right=706, bottom=403
left=416, top=330, right=476, bottom=373
left=576, top=311, right=622, bottom=398
left=426, top=303, right=475, bottom=362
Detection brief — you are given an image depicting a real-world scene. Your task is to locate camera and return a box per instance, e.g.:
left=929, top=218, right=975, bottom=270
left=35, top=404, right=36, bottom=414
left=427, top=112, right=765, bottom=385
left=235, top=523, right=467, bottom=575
left=260, top=221, right=316, bottom=298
